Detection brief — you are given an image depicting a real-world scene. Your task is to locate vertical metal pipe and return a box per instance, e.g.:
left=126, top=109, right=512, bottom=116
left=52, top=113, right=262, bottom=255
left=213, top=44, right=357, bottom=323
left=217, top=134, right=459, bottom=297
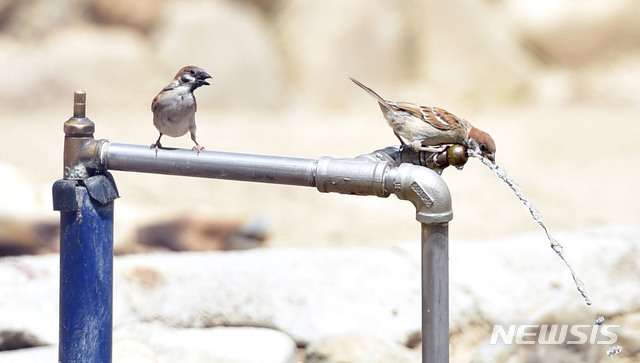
left=55, top=181, right=114, bottom=363
left=382, top=162, right=452, bottom=362
left=54, top=91, right=116, bottom=363
left=421, top=223, right=449, bottom=362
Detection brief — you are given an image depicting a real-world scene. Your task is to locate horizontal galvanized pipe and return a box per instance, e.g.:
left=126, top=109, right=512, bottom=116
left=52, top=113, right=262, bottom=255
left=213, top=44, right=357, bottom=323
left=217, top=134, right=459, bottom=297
left=99, top=143, right=452, bottom=222
left=101, top=143, right=318, bottom=187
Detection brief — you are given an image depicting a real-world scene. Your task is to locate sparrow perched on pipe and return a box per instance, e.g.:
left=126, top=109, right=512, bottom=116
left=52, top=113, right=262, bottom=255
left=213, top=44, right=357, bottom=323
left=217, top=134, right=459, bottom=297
left=151, top=66, right=212, bottom=154
left=350, top=77, right=496, bottom=163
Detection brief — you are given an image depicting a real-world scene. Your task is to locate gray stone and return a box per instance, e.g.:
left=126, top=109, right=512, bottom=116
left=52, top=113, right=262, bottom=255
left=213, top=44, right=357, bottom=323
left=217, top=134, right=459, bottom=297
left=114, top=323, right=297, bottom=363
left=2, top=227, right=640, bottom=361
left=398, top=226, right=640, bottom=362
left=0, top=256, right=59, bottom=346
left=114, top=247, right=422, bottom=345
left=0, top=325, right=297, bottom=363
left=0, top=346, right=57, bottom=363
left=305, top=334, right=420, bottom=363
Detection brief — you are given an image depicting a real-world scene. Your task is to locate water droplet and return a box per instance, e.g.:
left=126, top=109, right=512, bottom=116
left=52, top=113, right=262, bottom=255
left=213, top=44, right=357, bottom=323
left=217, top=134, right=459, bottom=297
left=551, top=243, right=564, bottom=254
left=469, top=152, right=591, bottom=306
left=606, top=344, right=622, bottom=356
left=595, top=315, right=605, bottom=325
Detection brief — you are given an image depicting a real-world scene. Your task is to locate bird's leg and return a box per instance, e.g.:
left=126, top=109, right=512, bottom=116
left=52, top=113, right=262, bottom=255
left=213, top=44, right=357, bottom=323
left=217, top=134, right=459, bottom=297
left=414, top=142, right=451, bottom=154
left=415, top=143, right=454, bottom=164
left=396, top=132, right=413, bottom=153
left=190, top=131, right=204, bottom=155
left=150, top=133, right=163, bottom=156
left=394, top=132, right=407, bottom=146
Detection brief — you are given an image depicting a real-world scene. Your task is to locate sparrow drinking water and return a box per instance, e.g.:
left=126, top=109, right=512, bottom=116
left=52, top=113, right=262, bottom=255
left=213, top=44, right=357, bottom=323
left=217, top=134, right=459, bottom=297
left=350, top=77, right=496, bottom=163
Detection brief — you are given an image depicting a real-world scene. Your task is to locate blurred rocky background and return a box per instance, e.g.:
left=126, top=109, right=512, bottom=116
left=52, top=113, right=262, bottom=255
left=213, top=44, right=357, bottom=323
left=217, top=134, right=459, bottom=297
left=1, top=0, right=639, bottom=361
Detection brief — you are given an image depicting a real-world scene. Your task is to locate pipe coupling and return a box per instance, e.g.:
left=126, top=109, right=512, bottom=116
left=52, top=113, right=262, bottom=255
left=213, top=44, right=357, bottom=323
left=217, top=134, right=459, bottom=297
left=315, top=156, right=391, bottom=197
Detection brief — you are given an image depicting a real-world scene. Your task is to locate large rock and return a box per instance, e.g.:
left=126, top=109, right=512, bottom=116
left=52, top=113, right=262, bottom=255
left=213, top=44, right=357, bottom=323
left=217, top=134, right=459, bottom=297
left=152, top=0, right=285, bottom=108
left=0, top=162, right=57, bottom=256
left=0, top=325, right=297, bottom=363
left=276, top=0, right=409, bottom=108
left=305, top=334, right=420, bottom=363
left=410, top=0, right=536, bottom=105
left=0, top=0, right=86, bottom=39
left=1, top=226, right=639, bottom=361
left=0, top=25, right=153, bottom=110
left=114, top=247, right=422, bottom=345
left=114, top=323, right=297, bottom=363
left=399, top=226, right=640, bottom=362
left=0, top=346, right=57, bottom=363
left=0, top=163, right=57, bottom=256
left=87, top=0, right=167, bottom=32
left=0, top=255, right=59, bottom=346
left=506, top=0, right=640, bottom=66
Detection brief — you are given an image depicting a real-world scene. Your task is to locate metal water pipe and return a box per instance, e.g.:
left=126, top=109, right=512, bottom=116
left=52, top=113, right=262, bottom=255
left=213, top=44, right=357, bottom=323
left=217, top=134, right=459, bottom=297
left=54, top=91, right=456, bottom=362
left=53, top=91, right=118, bottom=363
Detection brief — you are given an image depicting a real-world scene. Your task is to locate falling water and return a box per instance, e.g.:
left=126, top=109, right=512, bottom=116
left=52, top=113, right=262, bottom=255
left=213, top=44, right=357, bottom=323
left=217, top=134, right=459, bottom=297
left=595, top=316, right=624, bottom=357
left=606, top=345, right=623, bottom=357
left=594, top=315, right=605, bottom=325
left=469, top=151, right=592, bottom=306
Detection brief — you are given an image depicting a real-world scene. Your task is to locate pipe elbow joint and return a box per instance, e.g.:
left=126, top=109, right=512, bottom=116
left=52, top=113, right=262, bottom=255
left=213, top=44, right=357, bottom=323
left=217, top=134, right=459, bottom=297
left=388, top=163, right=453, bottom=224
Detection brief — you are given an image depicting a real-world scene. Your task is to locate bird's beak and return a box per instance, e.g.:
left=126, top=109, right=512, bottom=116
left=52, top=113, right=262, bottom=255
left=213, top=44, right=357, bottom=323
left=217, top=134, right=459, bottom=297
left=485, top=152, right=496, bottom=164
left=199, top=72, right=212, bottom=86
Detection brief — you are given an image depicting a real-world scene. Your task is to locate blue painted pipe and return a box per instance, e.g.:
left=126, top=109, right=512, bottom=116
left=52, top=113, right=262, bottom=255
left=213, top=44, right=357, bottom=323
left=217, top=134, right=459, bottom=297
left=53, top=173, right=118, bottom=363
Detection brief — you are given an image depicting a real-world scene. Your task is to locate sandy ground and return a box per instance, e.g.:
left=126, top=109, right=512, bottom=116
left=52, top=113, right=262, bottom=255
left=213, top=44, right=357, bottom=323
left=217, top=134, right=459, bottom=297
left=4, top=99, right=640, bottom=248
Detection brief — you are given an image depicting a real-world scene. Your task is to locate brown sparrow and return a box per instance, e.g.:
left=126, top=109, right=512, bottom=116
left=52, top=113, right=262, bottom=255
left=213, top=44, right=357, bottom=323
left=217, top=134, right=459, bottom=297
left=350, top=77, right=496, bottom=163
left=151, top=66, right=212, bottom=154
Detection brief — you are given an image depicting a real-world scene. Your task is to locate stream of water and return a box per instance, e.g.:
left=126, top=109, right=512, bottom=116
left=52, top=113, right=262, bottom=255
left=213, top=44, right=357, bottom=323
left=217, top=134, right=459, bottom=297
left=468, top=151, right=592, bottom=306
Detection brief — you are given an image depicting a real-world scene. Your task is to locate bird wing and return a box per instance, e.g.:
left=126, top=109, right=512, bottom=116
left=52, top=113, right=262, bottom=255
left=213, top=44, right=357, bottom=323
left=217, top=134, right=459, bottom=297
left=393, top=103, right=461, bottom=131
left=151, top=93, right=161, bottom=113
left=151, top=84, right=177, bottom=113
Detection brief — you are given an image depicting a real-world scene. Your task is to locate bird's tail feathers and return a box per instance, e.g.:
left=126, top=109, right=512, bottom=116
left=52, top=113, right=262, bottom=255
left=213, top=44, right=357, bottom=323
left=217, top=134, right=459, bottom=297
left=349, top=77, right=393, bottom=110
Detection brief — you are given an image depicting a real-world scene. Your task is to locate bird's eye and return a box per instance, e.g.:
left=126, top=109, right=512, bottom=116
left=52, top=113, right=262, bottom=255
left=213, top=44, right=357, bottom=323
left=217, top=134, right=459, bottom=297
left=480, top=144, right=488, bottom=152
left=190, top=69, right=197, bottom=76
